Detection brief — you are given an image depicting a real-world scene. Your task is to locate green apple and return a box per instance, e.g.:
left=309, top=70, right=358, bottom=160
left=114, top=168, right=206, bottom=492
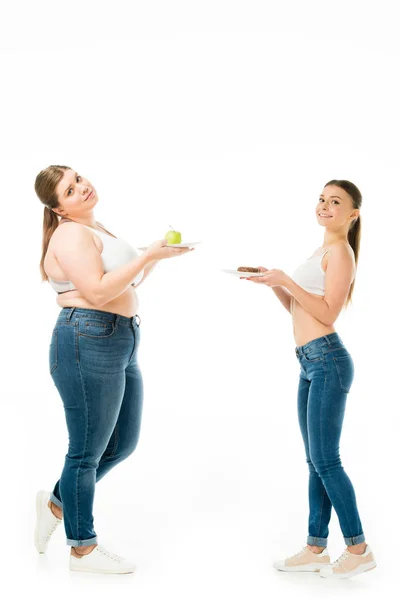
left=165, top=229, right=182, bottom=244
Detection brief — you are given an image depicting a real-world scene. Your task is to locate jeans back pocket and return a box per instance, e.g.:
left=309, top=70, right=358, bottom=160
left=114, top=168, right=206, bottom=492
left=333, top=353, right=354, bottom=393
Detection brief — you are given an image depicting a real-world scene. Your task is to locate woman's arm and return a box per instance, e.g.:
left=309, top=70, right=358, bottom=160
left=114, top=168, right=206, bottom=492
left=242, top=266, right=293, bottom=314
left=272, top=287, right=293, bottom=314
left=54, top=226, right=189, bottom=307
left=133, top=260, right=160, bottom=289
left=283, top=244, right=354, bottom=325
left=96, top=222, right=160, bottom=290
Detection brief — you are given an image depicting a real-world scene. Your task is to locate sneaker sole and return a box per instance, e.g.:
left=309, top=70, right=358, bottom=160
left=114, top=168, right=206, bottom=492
left=320, top=560, right=377, bottom=579
left=274, top=562, right=329, bottom=572
left=70, top=563, right=136, bottom=574
left=34, top=491, right=48, bottom=554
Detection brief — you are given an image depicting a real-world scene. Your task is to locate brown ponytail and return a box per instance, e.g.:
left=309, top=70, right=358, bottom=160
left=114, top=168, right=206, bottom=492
left=346, top=213, right=361, bottom=306
left=40, top=207, right=60, bottom=280
left=34, top=165, right=71, bottom=281
left=324, top=179, right=362, bottom=307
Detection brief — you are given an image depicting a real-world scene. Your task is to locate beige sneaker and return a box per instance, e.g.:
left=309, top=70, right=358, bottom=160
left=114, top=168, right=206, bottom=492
left=319, top=545, right=377, bottom=579
left=273, top=546, right=330, bottom=572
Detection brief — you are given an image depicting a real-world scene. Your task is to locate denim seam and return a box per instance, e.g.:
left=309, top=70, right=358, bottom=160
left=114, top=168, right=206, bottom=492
left=319, top=366, right=354, bottom=541
left=128, top=330, right=136, bottom=363
left=75, top=339, right=91, bottom=546
left=315, top=485, right=325, bottom=538
left=74, top=321, right=79, bottom=363
left=307, top=367, right=327, bottom=541
left=330, top=474, right=354, bottom=540
left=317, top=367, right=328, bottom=527
left=109, top=424, right=119, bottom=458
left=50, top=329, right=58, bottom=374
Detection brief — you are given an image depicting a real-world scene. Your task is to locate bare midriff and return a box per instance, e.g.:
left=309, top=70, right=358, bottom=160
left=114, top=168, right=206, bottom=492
left=290, top=244, right=354, bottom=347
left=290, top=294, right=336, bottom=348
left=55, top=286, right=139, bottom=318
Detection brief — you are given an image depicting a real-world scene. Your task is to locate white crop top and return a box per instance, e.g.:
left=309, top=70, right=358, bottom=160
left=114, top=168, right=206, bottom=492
left=48, top=222, right=144, bottom=294
left=291, top=247, right=356, bottom=296
left=291, top=248, right=329, bottom=296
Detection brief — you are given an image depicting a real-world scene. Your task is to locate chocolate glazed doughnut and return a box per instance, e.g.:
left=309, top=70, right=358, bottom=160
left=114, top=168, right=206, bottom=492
left=237, top=266, right=261, bottom=273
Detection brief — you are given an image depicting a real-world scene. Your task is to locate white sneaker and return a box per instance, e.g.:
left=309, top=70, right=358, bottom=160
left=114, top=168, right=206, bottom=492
left=319, top=545, right=377, bottom=579
left=69, top=544, right=136, bottom=574
left=34, top=490, right=62, bottom=554
left=273, top=546, right=330, bottom=572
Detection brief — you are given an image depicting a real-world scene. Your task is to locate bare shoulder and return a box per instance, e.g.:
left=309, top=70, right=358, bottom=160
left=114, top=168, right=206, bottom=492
left=52, top=221, right=91, bottom=242
left=328, top=242, right=355, bottom=266
left=325, top=241, right=356, bottom=280
left=327, top=241, right=354, bottom=257
left=50, top=221, right=96, bottom=254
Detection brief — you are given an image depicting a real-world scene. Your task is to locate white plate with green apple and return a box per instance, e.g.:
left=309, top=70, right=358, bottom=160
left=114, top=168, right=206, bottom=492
left=137, top=226, right=201, bottom=250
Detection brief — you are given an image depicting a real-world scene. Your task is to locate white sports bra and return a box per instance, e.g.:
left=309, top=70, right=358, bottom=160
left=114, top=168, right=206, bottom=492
left=291, top=248, right=354, bottom=296
left=292, top=248, right=329, bottom=296
left=48, top=220, right=144, bottom=294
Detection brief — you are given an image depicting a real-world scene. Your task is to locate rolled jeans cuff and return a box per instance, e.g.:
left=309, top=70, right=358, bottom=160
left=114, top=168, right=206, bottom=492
left=49, top=492, right=63, bottom=509
left=67, top=536, right=98, bottom=547
left=344, top=533, right=365, bottom=546
left=307, top=536, right=328, bottom=548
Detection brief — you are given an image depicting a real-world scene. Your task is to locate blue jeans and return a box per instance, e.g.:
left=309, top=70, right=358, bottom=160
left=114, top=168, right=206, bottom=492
left=49, top=307, right=143, bottom=547
left=295, top=332, right=365, bottom=548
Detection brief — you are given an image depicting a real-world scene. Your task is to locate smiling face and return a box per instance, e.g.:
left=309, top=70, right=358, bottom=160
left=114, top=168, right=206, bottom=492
left=316, top=184, right=360, bottom=231
left=52, top=169, right=98, bottom=218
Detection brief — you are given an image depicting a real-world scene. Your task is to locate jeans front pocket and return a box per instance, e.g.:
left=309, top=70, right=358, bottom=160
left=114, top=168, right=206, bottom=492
left=79, top=319, right=116, bottom=339
left=49, top=328, right=58, bottom=374
left=333, top=353, right=354, bottom=393
left=303, top=351, right=323, bottom=363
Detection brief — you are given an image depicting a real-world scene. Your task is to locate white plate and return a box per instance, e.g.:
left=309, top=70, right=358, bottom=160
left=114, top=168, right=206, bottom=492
left=221, top=269, right=264, bottom=277
left=137, top=241, right=201, bottom=250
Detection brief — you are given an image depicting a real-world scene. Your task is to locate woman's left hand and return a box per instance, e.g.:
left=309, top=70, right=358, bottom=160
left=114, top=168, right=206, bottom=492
left=243, top=269, right=290, bottom=287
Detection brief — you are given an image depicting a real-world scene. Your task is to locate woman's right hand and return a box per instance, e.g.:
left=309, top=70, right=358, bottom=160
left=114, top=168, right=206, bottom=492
left=240, top=266, right=268, bottom=282
left=144, top=239, right=194, bottom=261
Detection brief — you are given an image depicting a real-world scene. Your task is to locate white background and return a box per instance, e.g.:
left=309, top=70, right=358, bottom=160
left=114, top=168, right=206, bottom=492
left=1, top=1, right=398, bottom=598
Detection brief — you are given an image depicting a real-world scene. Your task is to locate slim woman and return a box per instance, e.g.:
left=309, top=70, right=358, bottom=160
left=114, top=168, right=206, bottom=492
left=245, top=180, right=376, bottom=579
left=34, top=165, right=192, bottom=574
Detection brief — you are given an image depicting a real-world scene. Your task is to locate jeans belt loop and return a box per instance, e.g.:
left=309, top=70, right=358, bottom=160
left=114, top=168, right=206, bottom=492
left=66, top=307, right=76, bottom=322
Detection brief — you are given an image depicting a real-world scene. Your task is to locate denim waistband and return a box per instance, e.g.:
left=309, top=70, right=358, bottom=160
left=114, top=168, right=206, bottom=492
left=57, top=307, right=141, bottom=328
left=295, top=332, right=344, bottom=357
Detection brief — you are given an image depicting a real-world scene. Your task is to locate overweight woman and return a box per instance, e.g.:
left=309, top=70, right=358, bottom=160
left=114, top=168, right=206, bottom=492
left=34, top=165, right=193, bottom=574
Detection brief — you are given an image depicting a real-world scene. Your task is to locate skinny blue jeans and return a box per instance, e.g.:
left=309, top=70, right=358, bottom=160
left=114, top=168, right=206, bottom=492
left=49, top=307, right=143, bottom=547
left=295, top=332, right=365, bottom=548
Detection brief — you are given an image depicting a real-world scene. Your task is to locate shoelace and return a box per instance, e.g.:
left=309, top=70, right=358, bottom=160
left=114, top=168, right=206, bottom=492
left=287, top=546, right=308, bottom=560
left=97, top=546, right=125, bottom=563
left=45, top=520, right=61, bottom=542
left=332, top=550, right=350, bottom=566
